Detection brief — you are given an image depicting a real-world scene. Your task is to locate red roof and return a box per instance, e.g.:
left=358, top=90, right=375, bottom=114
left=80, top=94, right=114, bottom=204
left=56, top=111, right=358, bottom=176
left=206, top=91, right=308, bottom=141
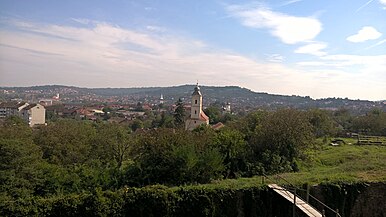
left=212, top=122, right=225, bottom=130
left=200, top=112, right=209, bottom=121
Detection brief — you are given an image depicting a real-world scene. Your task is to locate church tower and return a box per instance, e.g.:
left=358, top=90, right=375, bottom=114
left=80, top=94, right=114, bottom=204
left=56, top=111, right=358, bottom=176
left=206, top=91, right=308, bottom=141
left=185, top=83, right=209, bottom=130
left=190, top=84, right=202, bottom=119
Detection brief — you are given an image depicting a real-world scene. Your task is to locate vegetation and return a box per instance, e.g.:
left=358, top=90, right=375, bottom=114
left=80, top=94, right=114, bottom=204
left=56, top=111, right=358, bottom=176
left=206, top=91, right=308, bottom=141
left=1, top=107, right=385, bottom=216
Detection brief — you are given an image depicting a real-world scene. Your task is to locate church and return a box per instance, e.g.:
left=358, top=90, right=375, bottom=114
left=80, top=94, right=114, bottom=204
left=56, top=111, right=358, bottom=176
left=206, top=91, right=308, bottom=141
left=185, top=84, right=209, bottom=131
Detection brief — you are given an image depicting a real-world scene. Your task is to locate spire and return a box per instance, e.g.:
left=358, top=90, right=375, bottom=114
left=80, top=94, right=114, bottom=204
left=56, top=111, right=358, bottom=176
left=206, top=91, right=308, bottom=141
left=192, top=82, right=201, bottom=96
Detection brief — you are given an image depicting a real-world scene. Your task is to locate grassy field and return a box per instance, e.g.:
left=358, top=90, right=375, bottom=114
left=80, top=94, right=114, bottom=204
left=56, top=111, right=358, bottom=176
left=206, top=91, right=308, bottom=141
left=196, top=138, right=386, bottom=189
left=284, top=139, right=386, bottom=185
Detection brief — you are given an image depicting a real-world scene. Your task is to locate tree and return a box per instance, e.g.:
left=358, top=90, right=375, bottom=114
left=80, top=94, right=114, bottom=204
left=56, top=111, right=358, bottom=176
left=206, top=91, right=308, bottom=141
left=160, top=112, right=175, bottom=128
left=94, top=123, right=133, bottom=169
left=174, top=98, right=185, bottom=128
left=125, top=129, right=224, bottom=186
left=0, top=119, right=44, bottom=199
left=249, top=109, right=313, bottom=173
left=307, top=109, right=338, bottom=138
left=131, top=119, right=144, bottom=132
left=204, top=106, right=221, bottom=124
left=351, top=109, right=386, bottom=136
left=214, top=128, right=246, bottom=178
left=33, top=119, right=96, bottom=166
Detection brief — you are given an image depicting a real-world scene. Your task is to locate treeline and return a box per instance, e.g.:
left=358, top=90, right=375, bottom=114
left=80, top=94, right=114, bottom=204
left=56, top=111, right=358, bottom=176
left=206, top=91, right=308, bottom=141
left=1, top=108, right=385, bottom=203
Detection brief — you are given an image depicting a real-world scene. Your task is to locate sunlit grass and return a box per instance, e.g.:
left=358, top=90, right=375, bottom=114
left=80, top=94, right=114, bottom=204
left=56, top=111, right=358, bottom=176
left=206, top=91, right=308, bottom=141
left=199, top=139, right=386, bottom=189
left=273, top=141, right=386, bottom=185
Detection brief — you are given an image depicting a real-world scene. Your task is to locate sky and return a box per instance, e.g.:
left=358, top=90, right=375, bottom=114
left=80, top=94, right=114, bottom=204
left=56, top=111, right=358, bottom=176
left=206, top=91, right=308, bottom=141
left=0, top=0, right=385, bottom=100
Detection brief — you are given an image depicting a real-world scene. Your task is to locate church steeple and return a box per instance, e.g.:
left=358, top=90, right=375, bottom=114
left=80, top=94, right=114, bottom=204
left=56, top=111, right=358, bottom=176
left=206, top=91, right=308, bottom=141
left=191, top=83, right=203, bottom=119
left=192, top=82, right=201, bottom=96
left=185, top=83, right=209, bottom=130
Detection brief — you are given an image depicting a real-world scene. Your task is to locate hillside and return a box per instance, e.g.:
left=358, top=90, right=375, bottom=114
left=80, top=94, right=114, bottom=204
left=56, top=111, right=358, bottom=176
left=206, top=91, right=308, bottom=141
left=1, top=85, right=384, bottom=112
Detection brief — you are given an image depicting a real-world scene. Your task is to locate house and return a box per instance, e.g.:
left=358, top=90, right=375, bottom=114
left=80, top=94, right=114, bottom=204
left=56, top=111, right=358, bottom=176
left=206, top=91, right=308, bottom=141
left=21, top=103, right=46, bottom=127
left=0, top=101, right=29, bottom=118
left=185, top=84, right=209, bottom=131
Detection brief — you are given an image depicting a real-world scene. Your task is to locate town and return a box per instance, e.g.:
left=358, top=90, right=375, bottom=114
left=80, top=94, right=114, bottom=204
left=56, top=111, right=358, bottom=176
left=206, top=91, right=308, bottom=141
left=1, top=84, right=385, bottom=129
left=1, top=83, right=386, bottom=217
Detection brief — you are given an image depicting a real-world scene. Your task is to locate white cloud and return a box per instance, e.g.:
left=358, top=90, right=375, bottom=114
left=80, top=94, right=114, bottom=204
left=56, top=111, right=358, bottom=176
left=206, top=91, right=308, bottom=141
left=294, top=42, right=327, bottom=56
left=380, top=0, right=386, bottom=9
left=226, top=4, right=322, bottom=44
left=266, top=54, right=285, bottom=62
left=0, top=19, right=385, bottom=100
left=298, top=54, right=386, bottom=68
left=346, top=26, right=382, bottom=43
left=146, top=25, right=166, bottom=32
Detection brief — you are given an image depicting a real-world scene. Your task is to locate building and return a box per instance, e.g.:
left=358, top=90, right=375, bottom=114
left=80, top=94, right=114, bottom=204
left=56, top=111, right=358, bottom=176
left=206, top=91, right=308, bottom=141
left=223, top=102, right=231, bottom=114
left=185, top=84, right=209, bottom=130
left=21, top=103, right=46, bottom=127
left=0, top=101, right=29, bottom=118
left=39, top=99, right=53, bottom=106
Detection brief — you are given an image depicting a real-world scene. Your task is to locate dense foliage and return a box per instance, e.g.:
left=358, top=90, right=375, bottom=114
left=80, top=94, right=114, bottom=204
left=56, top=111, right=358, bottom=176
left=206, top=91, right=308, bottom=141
left=1, top=108, right=385, bottom=211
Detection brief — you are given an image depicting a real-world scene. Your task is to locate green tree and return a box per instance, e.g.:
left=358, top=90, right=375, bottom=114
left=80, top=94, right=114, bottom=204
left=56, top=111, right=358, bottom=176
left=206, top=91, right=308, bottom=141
left=204, top=106, right=221, bottom=124
left=131, top=119, right=144, bottom=132
left=159, top=112, right=175, bottom=128
left=33, top=119, right=96, bottom=166
left=0, top=119, right=44, bottom=199
left=307, top=109, right=338, bottom=138
left=249, top=109, right=313, bottom=173
left=214, top=128, right=246, bottom=178
left=351, top=109, right=386, bottom=135
left=126, top=129, right=223, bottom=186
left=174, top=98, right=185, bottom=128
left=94, top=123, right=133, bottom=169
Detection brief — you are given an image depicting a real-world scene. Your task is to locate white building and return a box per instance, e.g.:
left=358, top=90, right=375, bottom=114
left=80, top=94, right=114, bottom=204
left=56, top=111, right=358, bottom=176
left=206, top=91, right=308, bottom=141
left=21, top=103, right=46, bottom=127
left=185, top=84, right=209, bottom=131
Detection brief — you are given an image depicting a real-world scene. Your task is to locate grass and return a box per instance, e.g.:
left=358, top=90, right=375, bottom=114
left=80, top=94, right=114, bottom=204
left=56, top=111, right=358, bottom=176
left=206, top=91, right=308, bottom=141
left=276, top=139, right=386, bottom=186
left=195, top=138, right=386, bottom=189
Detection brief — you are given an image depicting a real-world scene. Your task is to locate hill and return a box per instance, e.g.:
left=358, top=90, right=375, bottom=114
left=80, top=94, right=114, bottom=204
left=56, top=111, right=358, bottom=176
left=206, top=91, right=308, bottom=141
left=1, top=85, right=384, bottom=112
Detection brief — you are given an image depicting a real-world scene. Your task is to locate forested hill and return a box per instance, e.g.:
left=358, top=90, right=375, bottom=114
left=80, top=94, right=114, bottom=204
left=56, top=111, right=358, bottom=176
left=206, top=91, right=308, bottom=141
left=1, top=85, right=384, bottom=112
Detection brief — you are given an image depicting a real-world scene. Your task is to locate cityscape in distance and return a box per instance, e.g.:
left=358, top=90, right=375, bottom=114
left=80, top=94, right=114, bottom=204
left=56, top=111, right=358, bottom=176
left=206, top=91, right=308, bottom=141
left=1, top=84, right=385, bottom=114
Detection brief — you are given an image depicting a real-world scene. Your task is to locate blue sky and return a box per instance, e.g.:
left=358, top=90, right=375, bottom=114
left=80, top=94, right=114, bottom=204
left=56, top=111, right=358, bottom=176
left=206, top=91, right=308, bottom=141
left=0, top=0, right=385, bottom=100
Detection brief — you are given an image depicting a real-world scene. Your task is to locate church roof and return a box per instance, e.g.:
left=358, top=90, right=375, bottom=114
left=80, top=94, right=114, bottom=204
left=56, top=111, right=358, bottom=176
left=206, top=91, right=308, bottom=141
left=192, top=84, right=202, bottom=96
left=199, top=112, right=209, bottom=121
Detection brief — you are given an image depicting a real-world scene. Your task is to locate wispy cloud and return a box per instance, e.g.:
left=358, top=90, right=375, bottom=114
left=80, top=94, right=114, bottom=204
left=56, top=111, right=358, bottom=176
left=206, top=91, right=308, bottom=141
left=356, top=0, right=376, bottom=12
left=146, top=25, right=166, bottom=32
left=297, top=53, right=386, bottom=81
left=71, top=18, right=92, bottom=25
left=294, top=42, right=327, bottom=56
left=226, top=3, right=322, bottom=44
left=266, top=54, right=285, bottom=62
left=366, top=38, right=386, bottom=49
left=347, top=26, right=382, bottom=43
left=279, top=0, right=302, bottom=7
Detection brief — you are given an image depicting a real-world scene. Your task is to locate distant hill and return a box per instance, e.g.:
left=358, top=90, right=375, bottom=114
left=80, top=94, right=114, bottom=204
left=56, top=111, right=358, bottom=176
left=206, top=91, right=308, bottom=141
left=1, top=85, right=384, bottom=113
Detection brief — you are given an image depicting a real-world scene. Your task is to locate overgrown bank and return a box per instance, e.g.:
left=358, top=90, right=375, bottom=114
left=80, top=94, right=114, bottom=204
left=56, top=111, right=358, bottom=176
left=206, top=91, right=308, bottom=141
left=1, top=181, right=385, bottom=217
